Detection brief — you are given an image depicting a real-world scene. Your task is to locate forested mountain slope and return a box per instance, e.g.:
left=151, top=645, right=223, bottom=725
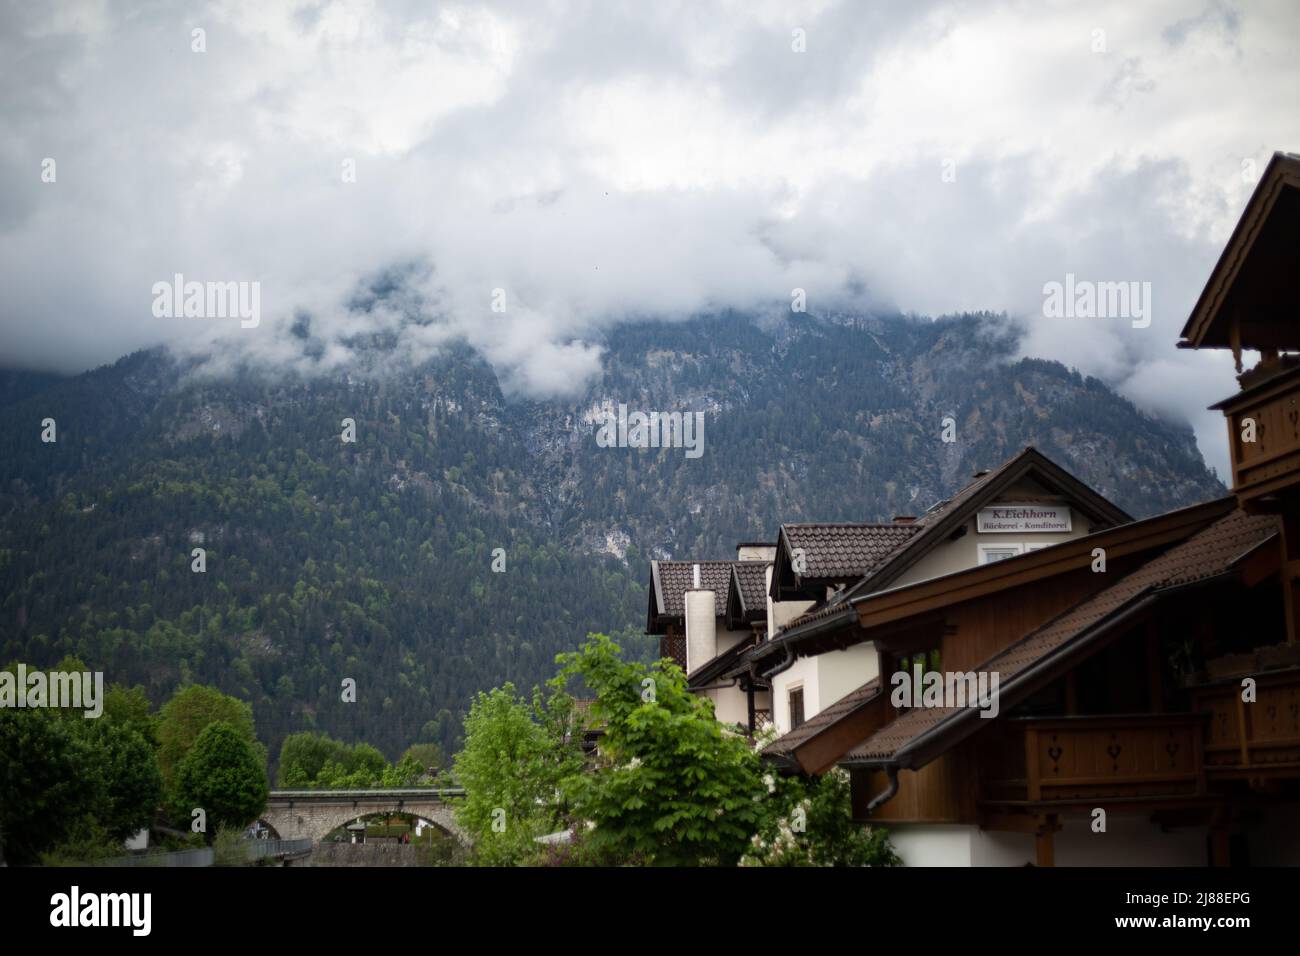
left=0, top=311, right=1223, bottom=760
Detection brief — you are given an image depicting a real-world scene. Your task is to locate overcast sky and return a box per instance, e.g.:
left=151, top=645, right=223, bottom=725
left=2, top=0, right=1298, bottom=475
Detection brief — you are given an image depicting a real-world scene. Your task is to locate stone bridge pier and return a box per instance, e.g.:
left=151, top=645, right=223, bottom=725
left=261, top=789, right=469, bottom=845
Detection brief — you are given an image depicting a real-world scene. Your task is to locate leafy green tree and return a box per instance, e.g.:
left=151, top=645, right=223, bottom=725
left=400, top=742, right=444, bottom=774
left=742, top=768, right=899, bottom=867
left=157, top=685, right=262, bottom=788
left=453, top=682, right=582, bottom=865
left=101, top=684, right=158, bottom=743
left=174, top=721, right=269, bottom=842
left=379, top=753, right=426, bottom=787
left=343, top=742, right=387, bottom=779
left=278, top=731, right=433, bottom=789
left=76, top=717, right=163, bottom=845
left=277, top=731, right=350, bottom=786
left=0, top=709, right=96, bottom=865
left=554, top=634, right=767, bottom=866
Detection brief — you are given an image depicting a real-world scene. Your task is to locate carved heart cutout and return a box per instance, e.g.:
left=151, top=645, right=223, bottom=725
left=1106, top=743, right=1122, bottom=770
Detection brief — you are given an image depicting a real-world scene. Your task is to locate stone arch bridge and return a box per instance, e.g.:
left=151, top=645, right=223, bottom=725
left=262, top=789, right=469, bottom=844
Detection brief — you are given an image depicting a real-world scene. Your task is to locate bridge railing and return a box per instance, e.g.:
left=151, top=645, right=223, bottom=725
left=266, top=788, right=466, bottom=799
left=98, top=838, right=314, bottom=867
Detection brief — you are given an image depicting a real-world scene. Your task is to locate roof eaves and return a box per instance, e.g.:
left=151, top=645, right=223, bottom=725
left=841, top=516, right=1277, bottom=772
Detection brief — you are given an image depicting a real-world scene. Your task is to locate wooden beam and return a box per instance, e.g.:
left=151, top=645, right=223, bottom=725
left=1035, top=815, right=1059, bottom=867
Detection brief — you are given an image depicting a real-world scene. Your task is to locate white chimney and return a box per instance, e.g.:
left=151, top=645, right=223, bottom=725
left=692, top=563, right=701, bottom=588
left=685, top=588, right=717, bottom=676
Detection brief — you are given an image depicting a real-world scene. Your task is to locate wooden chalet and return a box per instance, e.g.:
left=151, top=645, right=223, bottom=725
left=749, top=150, right=1300, bottom=866
left=736, top=447, right=1132, bottom=738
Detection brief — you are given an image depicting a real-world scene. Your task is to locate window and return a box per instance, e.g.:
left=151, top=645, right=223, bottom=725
left=788, top=687, right=805, bottom=730
left=892, top=647, right=941, bottom=710
left=979, top=543, right=1024, bottom=564
left=894, top=647, right=941, bottom=678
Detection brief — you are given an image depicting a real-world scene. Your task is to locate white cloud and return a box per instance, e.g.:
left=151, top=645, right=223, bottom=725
left=1, top=0, right=1298, bottom=475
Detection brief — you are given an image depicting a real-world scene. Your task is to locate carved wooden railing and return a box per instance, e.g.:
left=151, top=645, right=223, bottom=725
left=1190, top=668, right=1300, bottom=776
left=1220, top=366, right=1300, bottom=503
left=980, top=714, right=1207, bottom=805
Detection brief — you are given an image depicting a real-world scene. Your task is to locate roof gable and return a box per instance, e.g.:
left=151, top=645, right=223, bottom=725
left=647, top=560, right=736, bottom=633
left=839, top=446, right=1132, bottom=602
left=725, top=561, right=771, bottom=629
left=1179, top=152, right=1300, bottom=353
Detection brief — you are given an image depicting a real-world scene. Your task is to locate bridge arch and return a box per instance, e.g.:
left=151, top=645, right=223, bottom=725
left=319, top=809, right=456, bottom=842
left=261, top=789, right=470, bottom=846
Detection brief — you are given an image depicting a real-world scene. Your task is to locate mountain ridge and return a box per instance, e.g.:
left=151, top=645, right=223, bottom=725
left=0, top=310, right=1224, bottom=761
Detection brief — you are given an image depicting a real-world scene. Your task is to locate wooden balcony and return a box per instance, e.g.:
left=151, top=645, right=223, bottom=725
left=1190, top=667, right=1300, bottom=778
left=979, top=714, right=1207, bottom=807
left=1216, top=364, right=1300, bottom=506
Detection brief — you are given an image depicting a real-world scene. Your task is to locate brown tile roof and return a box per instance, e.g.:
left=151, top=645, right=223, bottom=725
left=779, top=523, right=920, bottom=580
left=730, top=561, right=771, bottom=616
left=651, top=560, right=737, bottom=618
left=763, top=678, right=881, bottom=758
left=781, top=601, right=856, bottom=632
left=841, top=509, right=1278, bottom=764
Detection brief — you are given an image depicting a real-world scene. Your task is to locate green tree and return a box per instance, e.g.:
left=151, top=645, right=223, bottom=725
left=554, top=634, right=767, bottom=866
left=156, top=684, right=263, bottom=789
left=453, top=683, right=582, bottom=865
left=76, top=717, right=163, bottom=845
left=174, top=722, right=269, bottom=842
left=102, top=684, right=157, bottom=746
left=0, top=709, right=96, bottom=865
left=0, top=660, right=163, bottom=863
left=277, top=731, right=349, bottom=786
left=742, top=768, right=900, bottom=867
left=400, top=742, right=444, bottom=774
left=379, top=753, right=426, bottom=787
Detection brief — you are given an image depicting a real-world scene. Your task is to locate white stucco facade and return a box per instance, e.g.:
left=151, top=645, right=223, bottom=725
left=771, top=642, right=880, bottom=734
left=893, top=479, right=1094, bottom=587
left=887, top=816, right=1212, bottom=867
